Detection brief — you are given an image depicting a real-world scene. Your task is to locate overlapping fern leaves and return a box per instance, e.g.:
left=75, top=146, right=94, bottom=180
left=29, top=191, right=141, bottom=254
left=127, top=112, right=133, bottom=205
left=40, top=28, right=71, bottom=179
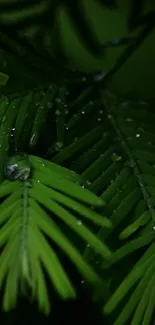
left=51, top=90, right=155, bottom=324
left=0, top=86, right=113, bottom=314
left=0, top=59, right=155, bottom=324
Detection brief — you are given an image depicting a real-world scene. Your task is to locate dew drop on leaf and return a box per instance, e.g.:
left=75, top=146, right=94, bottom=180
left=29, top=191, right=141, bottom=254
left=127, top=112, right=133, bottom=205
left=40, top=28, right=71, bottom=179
left=77, top=220, right=82, bottom=226
left=136, top=133, right=140, bottom=137
left=126, top=118, right=133, bottom=122
left=120, top=101, right=131, bottom=108
left=86, top=180, right=91, bottom=186
left=4, top=153, right=31, bottom=181
left=47, top=101, right=53, bottom=108
left=93, top=71, right=107, bottom=82
left=55, top=141, right=63, bottom=151
left=30, top=133, right=36, bottom=146
left=55, top=98, right=61, bottom=104
left=111, top=152, right=122, bottom=162
left=10, top=127, right=15, bottom=137
left=55, top=110, right=61, bottom=115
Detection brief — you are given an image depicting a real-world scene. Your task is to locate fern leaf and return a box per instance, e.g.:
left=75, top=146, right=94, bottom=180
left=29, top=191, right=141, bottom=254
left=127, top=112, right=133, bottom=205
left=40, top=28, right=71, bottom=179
left=0, top=154, right=111, bottom=313
left=53, top=90, right=155, bottom=323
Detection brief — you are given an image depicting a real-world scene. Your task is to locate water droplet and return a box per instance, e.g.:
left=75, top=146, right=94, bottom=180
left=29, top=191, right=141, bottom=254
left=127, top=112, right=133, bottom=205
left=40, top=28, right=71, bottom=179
left=99, top=109, right=103, bottom=114
left=112, top=152, right=122, bottom=162
left=47, top=101, right=53, bottom=108
left=10, top=127, right=15, bottom=137
left=136, top=133, right=140, bottom=138
left=86, top=180, right=91, bottom=186
left=82, top=77, right=87, bottom=82
left=77, top=220, right=82, bottom=226
left=55, top=98, right=61, bottom=104
left=126, top=118, right=133, bottom=122
left=55, top=141, right=63, bottom=151
left=30, top=133, right=36, bottom=145
left=93, top=71, right=107, bottom=82
left=81, top=111, right=85, bottom=115
left=121, top=101, right=131, bottom=108
left=97, top=117, right=102, bottom=122
left=55, top=110, right=60, bottom=115
left=108, top=114, right=112, bottom=119
left=37, top=180, right=40, bottom=183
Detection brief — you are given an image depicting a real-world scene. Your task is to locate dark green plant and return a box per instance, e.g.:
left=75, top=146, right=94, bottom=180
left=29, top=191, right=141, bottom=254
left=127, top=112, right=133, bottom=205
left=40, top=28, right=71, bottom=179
left=0, top=1, right=155, bottom=324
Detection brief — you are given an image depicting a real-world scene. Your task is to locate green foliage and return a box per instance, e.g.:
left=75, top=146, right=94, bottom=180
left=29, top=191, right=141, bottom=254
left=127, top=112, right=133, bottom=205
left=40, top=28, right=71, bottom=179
left=0, top=153, right=111, bottom=314
left=0, top=1, right=154, bottom=324
left=57, top=91, right=155, bottom=325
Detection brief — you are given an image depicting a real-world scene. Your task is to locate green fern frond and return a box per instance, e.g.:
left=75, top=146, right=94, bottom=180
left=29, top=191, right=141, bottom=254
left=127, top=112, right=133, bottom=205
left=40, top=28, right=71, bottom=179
left=51, top=90, right=155, bottom=323
left=0, top=85, right=58, bottom=162
left=99, top=94, right=155, bottom=324
left=0, top=153, right=111, bottom=314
